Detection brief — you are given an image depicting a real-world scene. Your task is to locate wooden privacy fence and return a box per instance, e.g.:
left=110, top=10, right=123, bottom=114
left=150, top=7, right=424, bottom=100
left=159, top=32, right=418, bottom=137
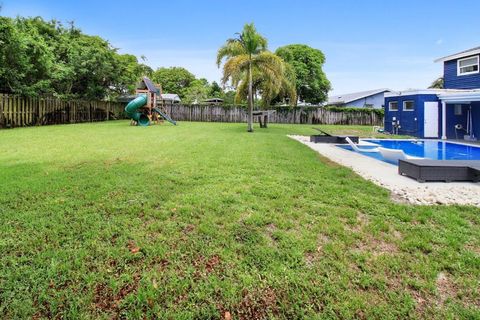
left=0, top=94, right=383, bottom=128
left=0, top=94, right=125, bottom=128
left=166, top=105, right=384, bottom=126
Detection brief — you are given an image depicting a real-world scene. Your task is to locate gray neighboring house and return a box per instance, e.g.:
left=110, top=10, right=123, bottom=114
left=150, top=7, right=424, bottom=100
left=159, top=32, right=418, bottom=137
left=159, top=94, right=181, bottom=106
left=327, top=88, right=391, bottom=109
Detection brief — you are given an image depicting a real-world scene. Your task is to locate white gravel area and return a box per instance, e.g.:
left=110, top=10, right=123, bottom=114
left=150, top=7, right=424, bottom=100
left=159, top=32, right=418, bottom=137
left=289, top=135, right=480, bottom=206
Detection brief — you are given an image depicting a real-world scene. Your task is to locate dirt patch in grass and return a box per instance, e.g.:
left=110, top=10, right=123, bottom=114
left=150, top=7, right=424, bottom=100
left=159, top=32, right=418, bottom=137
left=183, top=224, right=195, bottom=234
left=127, top=240, right=141, bottom=254
left=305, top=234, right=330, bottom=268
left=343, top=212, right=369, bottom=233
left=233, top=287, right=278, bottom=320
left=392, top=229, right=403, bottom=240
left=192, top=254, right=223, bottom=279
left=464, top=243, right=480, bottom=256
left=353, top=235, right=398, bottom=257
left=265, top=223, right=278, bottom=246
left=435, top=272, right=456, bottom=307
left=93, top=273, right=141, bottom=317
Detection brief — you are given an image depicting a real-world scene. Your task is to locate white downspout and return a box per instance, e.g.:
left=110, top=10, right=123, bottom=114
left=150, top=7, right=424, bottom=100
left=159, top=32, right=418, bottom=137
left=441, top=101, right=447, bottom=140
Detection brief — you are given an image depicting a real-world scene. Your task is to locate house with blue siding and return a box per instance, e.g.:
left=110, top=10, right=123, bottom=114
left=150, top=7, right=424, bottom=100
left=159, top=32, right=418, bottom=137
left=384, top=47, right=480, bottom=140
left=327, top=88, right=390, bottom=109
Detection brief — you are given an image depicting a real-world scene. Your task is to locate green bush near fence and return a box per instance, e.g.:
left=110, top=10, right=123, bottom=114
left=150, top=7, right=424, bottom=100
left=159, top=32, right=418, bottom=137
left=324, top=105, right=385, bottom=117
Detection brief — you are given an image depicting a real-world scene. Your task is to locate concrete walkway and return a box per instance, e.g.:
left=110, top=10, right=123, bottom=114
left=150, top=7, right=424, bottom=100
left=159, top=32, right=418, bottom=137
left=289, top=135, right=480, bottom=206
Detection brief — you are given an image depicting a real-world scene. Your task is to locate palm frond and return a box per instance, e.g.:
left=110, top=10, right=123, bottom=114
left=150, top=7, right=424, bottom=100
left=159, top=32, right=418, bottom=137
left=220, top=54, right=250, bottom=86
left=216, top=40, right=245, bottom=67
left=217, top=23, right=297, bottom=111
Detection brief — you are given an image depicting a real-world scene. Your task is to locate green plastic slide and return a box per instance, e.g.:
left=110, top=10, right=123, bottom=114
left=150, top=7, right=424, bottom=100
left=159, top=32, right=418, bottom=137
left=125, top=95, right=150, bottom=126
left=153, top=107, right=177, bottom=125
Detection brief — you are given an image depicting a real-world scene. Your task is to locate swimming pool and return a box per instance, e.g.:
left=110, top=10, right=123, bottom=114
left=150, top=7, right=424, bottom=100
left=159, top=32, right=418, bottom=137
left=338, top=139, right=480, bottom=164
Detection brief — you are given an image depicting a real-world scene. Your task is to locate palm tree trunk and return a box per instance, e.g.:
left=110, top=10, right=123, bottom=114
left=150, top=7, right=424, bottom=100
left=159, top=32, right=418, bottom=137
left=247, top=59, right=253, bottom=132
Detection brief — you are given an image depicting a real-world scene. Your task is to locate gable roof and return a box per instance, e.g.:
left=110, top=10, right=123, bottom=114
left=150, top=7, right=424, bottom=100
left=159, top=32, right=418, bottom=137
left=327, top=88, right=391, bottom=105
left=204, top=98, right=224, bottom=103
left=434, top=46, right=480, bottom=63
left=160, top=93, right=181, bottom=102
left=136, top=77, right=160, bottom=93
left=143, top=77, right=159, bottom=93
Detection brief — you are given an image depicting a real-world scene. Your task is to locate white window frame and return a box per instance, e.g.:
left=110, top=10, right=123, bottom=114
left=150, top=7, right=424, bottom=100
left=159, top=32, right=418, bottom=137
left=388, top=101, right=398, bottom=111
left=457, top=55, right=479, bottom=76
left=403, top=100, right=415, bottom=112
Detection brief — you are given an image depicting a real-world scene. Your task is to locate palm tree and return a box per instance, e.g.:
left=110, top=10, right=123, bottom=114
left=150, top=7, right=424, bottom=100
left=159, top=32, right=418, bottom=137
left=429, top=76, right=444, bottom=89
left=217, top=23, right=295, bottom=132
left=234, top=64, right=297, bottom=108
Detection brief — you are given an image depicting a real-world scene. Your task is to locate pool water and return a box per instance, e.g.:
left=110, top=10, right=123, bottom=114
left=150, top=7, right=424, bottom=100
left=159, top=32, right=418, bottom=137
left=338, top=139, right=480, bottom=164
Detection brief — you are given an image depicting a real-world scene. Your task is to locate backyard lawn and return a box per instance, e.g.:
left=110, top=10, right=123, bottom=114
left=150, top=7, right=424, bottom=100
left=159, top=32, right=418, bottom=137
left=0, top=121, right=479, bottom=319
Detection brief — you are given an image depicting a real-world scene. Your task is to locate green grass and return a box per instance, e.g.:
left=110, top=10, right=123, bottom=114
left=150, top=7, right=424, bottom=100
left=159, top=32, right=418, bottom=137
left=0, top=121, right=478, bottom=319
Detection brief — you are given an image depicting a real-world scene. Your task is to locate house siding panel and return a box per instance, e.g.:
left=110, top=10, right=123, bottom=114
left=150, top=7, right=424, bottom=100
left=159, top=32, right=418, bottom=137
left=346, top=93, right=386, bottom=109
left=384, top=94, right=439, bottom=138
left=443, top=56, right=480, bottom=89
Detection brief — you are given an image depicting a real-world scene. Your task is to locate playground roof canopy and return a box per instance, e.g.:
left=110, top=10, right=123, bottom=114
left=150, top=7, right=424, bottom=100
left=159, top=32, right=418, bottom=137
left=137, top=77, right=159, bottom=93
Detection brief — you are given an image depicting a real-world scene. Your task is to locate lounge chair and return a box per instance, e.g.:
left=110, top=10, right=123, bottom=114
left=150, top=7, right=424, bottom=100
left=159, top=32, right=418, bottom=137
left=345, top=137, right=379, bottom=153
left=310, top=128, right=359, bottom=144
left=378, top=147, right=422, bottom=164
left=399, top=159, right=480, bottom=182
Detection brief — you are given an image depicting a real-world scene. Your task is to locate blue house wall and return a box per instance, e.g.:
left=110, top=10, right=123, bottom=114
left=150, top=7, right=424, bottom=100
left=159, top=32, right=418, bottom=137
left=443, top=55, right=480, bottom=89
left=472, top=102, right=480, bottom=139
left=384, top=51, right=480, bottom=139
left=346, top=92, right=386, bottom=109
left=385, top=96, right=480, bottom=139
left=384, top=94, right=439, bottom=138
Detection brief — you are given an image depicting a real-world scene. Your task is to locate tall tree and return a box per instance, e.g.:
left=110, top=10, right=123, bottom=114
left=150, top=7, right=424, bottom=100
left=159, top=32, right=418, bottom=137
left=183, top=78, right=210, bottom=104
left=217, top=23, right=294, bottom=132
left=275, top=44, right=331, bottom=104
left=429, top=76, right=444, bottom=89
left=209, top=81, right=223, bottom=98
left=151, top=67, right=196, bottom=98
left=0, top=16, right=152, bottom=99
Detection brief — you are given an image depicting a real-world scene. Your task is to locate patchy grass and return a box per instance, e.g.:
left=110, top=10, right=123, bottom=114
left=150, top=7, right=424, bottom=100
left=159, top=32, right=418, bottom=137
left=0, top=121, right=478, bottom=319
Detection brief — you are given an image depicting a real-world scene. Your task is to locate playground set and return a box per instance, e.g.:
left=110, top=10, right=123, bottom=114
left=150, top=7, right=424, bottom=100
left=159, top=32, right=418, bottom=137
left=125, top=77, right=177, bottom=126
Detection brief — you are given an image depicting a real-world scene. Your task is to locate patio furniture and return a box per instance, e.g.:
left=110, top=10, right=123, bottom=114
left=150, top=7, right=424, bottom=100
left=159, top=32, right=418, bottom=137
left=399, top=159, right=480, bottom=182
left=378, top=147, right=422, bottom=163
left=310, top=128, right=359, bottom=144
left=345, top=137, right=379, bottom=153
left=252, top=110, right=276, bottom=128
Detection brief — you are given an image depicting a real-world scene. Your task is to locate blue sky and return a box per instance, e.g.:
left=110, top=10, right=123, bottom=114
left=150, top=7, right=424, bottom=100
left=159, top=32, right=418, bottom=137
left=2, top=0, right=480, bottom=95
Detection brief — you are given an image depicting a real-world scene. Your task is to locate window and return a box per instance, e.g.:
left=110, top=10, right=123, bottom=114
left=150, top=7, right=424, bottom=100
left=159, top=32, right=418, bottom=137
left=388, top=101, right=398, bottom=111
left=454, top=104, right=463, bottom=116
left=364, top=104, right=374, bottom=108
left=403, top=101, right=414, bottom=111
left=457, top=56, right=479, bottom=76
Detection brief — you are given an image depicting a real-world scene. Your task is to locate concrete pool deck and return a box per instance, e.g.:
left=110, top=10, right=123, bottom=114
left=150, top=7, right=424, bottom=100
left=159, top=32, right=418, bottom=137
left=289, top=135, right=480, bottom=207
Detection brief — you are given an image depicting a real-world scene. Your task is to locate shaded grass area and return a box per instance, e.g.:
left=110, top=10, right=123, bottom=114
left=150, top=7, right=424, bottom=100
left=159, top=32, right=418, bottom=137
left=0, top=121, right=478, bottom=319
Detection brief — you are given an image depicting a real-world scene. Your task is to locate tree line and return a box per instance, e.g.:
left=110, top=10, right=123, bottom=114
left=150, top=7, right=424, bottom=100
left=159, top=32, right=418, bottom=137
left=0, top=16, right=331, bottom=109
left=0, top=16, right=152, bottom=99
